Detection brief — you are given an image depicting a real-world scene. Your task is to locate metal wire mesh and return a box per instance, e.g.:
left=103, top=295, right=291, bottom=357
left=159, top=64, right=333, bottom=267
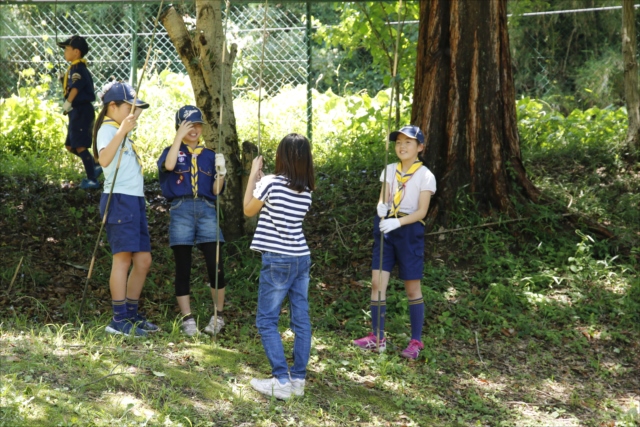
left=0, top=2, right=634, bottom=109
left=0, top=2, right=309, bottom=103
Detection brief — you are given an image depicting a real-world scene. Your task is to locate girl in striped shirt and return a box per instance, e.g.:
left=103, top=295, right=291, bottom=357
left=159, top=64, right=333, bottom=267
left=244, top=133, right=315, bottom=400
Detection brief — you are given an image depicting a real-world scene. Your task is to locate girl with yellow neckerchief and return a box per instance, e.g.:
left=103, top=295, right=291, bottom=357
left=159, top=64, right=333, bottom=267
left=157, top=106, right=227, bottom=337
left=353, top=125, right=436, bottom=360
left=91, top=81, right=158, bottom=338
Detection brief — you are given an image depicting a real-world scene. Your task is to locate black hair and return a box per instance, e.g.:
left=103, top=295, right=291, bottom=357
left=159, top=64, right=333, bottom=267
left=275, top=133, right=315, bottom=192
left=92, top=100, right=125, bottom=159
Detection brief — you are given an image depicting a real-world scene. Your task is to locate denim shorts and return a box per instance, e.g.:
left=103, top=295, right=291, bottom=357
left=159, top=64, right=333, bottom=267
left=371, top=215, right=425, bottom=280
left=100, top=193, right=151, bottom=254
left=169, top=197, right=224, bottom=246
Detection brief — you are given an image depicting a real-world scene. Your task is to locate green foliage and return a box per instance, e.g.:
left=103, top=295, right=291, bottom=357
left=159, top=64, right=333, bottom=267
left=517, top=97, right=639, bottom=243
left=507, top=0, right=625, bottom=110
left=312, top=2, right=419, bottom=97
left=0, top=71, right=65, bottom=156
left=234, top=84, right=411, bottom=173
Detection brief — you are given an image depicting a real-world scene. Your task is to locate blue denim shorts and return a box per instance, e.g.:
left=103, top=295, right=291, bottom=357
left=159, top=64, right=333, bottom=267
left=100, top=193, right=151, bottom=254
left=371, top=215, right=425, bottom=280
left=169, top=197, right=224, bottom=246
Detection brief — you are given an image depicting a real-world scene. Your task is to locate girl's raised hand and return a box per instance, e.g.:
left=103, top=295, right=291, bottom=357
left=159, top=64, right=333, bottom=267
left=175, top=121, right=194, bottom=143
left=251, top=156, right=263, bottom=178
left=120, top=114, right=139, bottom=134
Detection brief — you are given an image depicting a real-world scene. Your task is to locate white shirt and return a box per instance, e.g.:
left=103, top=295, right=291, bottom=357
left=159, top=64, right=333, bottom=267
left=379, top=163, right=436, bottom=214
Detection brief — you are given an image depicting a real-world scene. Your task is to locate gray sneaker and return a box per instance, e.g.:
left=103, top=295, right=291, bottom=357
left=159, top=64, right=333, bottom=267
left=250, top=377, right=292, bottom=400
left=290, top=378, right=305, bottom=396
left=203, top=315, right=225, bottom=335
left=181, top=318, right=199, bottom=336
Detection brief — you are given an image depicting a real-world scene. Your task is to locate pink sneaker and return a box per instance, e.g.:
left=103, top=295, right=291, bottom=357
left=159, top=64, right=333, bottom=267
left=401, top=339, right=424, bottom=359
left=352, top=332, right=386, bottom=352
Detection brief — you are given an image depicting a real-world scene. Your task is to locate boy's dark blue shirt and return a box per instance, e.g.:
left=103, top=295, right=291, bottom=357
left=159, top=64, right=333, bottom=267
left=65, top=61, right=95, bottom=105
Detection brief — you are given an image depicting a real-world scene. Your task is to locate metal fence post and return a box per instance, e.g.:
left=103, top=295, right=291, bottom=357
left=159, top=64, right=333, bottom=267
left=129, top=1, right=139, bottom=87
left=306, top=0, right=312, bottom=142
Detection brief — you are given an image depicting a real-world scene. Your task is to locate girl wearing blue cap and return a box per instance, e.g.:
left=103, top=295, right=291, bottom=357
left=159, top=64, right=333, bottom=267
left=353, top=125, right=436, bottom=359
left=157, top=105, right=227, bottom=337
left=91, top=81, right=158, bottom=337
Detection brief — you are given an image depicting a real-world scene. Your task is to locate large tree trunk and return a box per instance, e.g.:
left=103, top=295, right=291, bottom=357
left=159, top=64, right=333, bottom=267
left=622, top=0, right=640, bottom=155
left=161, top=1, right=244, bottom=241
left=412, top=0, right=540, bottom=226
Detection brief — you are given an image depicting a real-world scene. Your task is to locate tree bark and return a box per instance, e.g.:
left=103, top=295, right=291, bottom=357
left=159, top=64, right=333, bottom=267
left=161, top=1, right=244, bottom=241
left=412, top=0, right=540, bottom=226
left=622, top=0, right=640, bottom=155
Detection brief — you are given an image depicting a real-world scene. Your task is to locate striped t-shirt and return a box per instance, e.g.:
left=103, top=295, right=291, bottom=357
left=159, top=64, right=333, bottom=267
left=250, top=174, right=312, bottom=256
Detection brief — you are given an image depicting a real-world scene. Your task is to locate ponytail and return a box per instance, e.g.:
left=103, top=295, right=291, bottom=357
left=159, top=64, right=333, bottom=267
left=92, top=100, right=125, bottom=160
left=92, top=104, right=108, bottom=160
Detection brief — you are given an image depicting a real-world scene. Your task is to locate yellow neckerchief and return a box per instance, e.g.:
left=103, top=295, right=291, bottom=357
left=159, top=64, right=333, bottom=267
left=102, top=116, right=143, bottom=171
left=63, top=58, right=88, bottom=95
left=185, top=143, right=204, bottom=197
left=390, top=160, right=423, bottom=217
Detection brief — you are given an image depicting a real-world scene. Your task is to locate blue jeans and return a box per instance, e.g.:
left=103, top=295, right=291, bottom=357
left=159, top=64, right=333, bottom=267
left=169, top=197, right=224, bottom=246
left=256, top=252, right=312, bottom=381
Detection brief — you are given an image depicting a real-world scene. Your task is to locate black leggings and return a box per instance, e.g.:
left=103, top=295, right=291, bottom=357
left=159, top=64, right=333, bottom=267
left=173, top=243, right=226, bottom=297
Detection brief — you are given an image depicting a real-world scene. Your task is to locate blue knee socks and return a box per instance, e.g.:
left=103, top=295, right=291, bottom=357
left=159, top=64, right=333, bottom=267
left=126, top=298, right=139, bottom=319
left=408, top=297, right=425, bottom=341
left=77, top=149, right=97, bottom=180
left=370, top=300, right=386, bottom=340
left=112, top=299, right=127, bottom=322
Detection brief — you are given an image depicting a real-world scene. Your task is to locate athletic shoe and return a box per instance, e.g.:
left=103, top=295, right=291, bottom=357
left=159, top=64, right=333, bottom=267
left=79, top=178, right=100, bottom=189
left=203, top=315, right=225, bottom=335
left=181, top=318, right=199, bottom=337
left=250, top=377, right=292, bottom=400
left=94, top=166, right=103, bottom=178
left=290, top=377, right=305, bottom=397
left=401, top=339, right=424, bottom=360
left=105, top=318, right=148, bottom=337
left=131, top=313, right=159, bottom=332
left=352, top=332, right=386, bottom=352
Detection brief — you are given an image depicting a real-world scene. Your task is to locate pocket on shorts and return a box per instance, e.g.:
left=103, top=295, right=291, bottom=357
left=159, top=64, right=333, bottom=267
left=269, top=263, right=291, bottom=287
left=170, top=198, right=184, bottom=211
left=106, top=200, right=134, bottom=225
left=203, top=198, right=217, bottom=209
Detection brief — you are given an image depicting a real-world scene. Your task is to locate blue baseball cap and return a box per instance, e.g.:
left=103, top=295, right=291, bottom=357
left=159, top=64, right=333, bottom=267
left=102, top=82, right=149, bottom=109
left=175, top=105, right=205, bottom=128
left=389, top=125, right=424, bottom=144
left=57, top=35, right=89, bottom=56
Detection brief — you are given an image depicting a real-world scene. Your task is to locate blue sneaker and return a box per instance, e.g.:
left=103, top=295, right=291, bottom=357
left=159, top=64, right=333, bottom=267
left=131, top=313, right=160, bottom=333
left=94, top=166, right=103, bottom=178
left=105, top=318, right=148, bottom=337
left=79, top=178, right=101, bottom=189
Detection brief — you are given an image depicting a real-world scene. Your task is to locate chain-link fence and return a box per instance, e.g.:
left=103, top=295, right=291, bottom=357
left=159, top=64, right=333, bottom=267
left=0, top=1, right=310, bottom=109
left=0, top=2, right=637, bottom=116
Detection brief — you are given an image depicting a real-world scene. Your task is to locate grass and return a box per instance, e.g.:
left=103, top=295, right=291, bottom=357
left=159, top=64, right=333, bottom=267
left=1, top=105, right=640, bottom=426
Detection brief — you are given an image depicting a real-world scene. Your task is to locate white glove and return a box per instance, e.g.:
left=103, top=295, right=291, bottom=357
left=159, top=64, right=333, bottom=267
left=215, top=154, right=226, bottom=177
left=62, top=100, right=72, bottom=114
left=379, top=218, right=401, bottom=233
left=376, top=202, right=388, bottom=218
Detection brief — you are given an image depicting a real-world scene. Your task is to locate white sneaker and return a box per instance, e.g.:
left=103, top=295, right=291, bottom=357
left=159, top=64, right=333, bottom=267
left=250, top=377, right=292, bottom=400
left=203, top=315, right=225, bottom=335
left=181, top=318, right=199, bottom=336
left=290, top=378, right=305, bottom=396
